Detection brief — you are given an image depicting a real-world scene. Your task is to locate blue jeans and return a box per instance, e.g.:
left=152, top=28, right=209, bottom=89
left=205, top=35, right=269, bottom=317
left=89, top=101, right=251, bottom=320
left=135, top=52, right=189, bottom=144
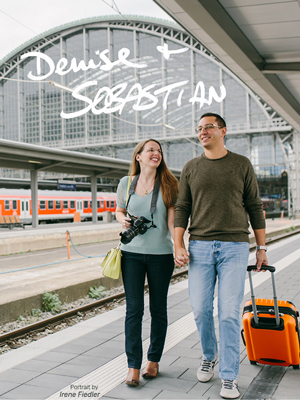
left=188, top=240, right=249, bottom=380
left=121, top=251, right=174, bottom=369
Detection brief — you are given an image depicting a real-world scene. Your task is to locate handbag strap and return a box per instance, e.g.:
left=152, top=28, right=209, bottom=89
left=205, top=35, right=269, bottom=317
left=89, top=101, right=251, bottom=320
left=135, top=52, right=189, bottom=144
left=117, top=176, right=132, bottom=247
left=125, top=175, right=138, bottom=210
left=126, top=175, right=131, bottom=203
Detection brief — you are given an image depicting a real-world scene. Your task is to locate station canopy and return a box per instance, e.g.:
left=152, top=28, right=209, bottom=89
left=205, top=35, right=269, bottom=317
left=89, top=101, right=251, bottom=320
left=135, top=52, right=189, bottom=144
left=154, top=0, right=300, bottom=133
left=0, top=138, right=180, bottom=180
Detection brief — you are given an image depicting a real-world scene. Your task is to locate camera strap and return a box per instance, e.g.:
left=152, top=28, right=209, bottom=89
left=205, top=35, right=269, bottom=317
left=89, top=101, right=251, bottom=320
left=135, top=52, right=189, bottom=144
left=125, top=174, right=159, bottom=229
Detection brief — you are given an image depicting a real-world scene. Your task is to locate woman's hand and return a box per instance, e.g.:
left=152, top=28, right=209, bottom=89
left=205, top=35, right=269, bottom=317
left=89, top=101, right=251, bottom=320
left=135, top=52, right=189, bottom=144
left=116, top=206, right=132, bottom=230
left=122, top=217, right=132, bottom=230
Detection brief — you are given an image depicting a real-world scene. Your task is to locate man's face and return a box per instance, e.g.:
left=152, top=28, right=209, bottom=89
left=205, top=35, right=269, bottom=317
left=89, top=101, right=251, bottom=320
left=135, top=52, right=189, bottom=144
left=197, top=116, right=226, bottom=149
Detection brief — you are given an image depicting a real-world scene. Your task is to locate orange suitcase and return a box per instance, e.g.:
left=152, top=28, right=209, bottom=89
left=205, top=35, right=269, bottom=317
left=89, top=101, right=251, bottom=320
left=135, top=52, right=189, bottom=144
left=242, top=265, right=300, bottom=369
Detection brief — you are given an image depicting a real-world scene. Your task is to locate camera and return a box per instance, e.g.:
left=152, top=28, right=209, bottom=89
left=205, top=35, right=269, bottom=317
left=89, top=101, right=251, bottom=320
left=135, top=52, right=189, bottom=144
left=120, top=215, right=151, bottom=244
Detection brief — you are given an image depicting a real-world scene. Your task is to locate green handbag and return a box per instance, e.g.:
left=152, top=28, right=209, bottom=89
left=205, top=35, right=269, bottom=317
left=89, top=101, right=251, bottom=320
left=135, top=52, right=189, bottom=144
left=101, top=176, right=131, bottom=279
left=101, top=242, right=121, bottom=279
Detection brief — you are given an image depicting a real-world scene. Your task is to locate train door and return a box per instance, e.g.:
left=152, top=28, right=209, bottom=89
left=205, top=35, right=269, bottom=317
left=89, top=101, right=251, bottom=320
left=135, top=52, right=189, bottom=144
left=76, top=200, right=83, bottom=217
left=21, top=200, right=30, bottom=222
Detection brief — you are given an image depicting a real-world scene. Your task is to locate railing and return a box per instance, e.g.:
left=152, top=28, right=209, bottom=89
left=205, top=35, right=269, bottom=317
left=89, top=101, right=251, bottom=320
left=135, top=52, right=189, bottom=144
left=36, top=118, right=292, bottom=150
left=226, top=118, right=291, bottom=135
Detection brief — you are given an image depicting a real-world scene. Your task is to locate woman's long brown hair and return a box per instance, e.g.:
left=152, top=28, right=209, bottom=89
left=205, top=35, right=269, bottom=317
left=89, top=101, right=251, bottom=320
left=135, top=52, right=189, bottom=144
left=129, top=139, right=179, bottom=209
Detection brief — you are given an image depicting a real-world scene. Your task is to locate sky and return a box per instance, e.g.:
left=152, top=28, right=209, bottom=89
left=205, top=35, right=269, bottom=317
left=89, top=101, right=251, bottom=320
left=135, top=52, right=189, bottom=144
left=0, top=0, right=173, bottom=61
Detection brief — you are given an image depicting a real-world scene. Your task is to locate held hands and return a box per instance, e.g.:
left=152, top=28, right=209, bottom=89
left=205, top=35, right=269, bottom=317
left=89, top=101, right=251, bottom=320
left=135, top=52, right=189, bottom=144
left=174, top=246, right=190, bottom=267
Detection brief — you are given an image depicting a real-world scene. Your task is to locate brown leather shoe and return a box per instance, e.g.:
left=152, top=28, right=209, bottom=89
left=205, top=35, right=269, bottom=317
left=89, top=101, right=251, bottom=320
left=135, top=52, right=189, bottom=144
left=142, top=361, right=159, bottom=379
left=125, top=368, right=140, bottom=387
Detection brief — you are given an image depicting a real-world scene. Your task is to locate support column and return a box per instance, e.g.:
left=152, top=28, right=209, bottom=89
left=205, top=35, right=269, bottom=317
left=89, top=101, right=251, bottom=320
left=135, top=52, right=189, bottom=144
left=30, top=169, right=38, bottom=228
left=276, top=131, right=299, bottom=218
left=290, top=131, right=300, bottom=218
left=91, top=175, right=97, bottom=224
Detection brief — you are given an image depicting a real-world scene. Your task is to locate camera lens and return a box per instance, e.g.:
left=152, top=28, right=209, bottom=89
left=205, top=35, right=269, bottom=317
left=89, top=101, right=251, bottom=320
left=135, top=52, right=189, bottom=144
left=120, top=216, right=151, bottom=244
left=120, top=225, right=139, bottom=244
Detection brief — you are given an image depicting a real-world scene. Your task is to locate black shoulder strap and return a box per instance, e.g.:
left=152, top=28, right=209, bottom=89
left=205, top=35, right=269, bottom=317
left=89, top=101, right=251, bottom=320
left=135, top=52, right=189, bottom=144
left=150, top=180, right=160, bottom=216
left=125, top=174, right=160, bottom=228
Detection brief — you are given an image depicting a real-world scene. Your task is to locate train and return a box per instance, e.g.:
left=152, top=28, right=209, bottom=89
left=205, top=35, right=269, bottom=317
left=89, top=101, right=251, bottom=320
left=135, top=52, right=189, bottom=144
left=0, top=188, right=289, bottom=226
left=0, top=188, right=117, bottom=224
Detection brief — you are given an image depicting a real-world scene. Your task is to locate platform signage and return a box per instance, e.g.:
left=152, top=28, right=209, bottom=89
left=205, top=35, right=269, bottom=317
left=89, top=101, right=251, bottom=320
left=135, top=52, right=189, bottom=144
left=57, top=183, right=76, bottom=190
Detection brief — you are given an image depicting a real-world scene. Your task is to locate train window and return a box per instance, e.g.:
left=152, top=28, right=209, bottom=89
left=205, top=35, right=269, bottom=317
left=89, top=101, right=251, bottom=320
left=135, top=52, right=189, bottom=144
left=5, top=200, right=10, bottom=210
left=90, top=201, right=92, bottom=209
left=48, top=201, right=54, bottom=210
left=84, top=201, right=89, bottom=209
left=106, top=201, right=110, bottom=208
left=12, top=200, right=17, bottom=210
left=63, top=201, right=68, bottom=209
left=101, top=201, right=104, bottom=208
left=70, top=200, right=75, bottom=209
left=56, top=201, right=61, bottom=209
left=97, top=200, right=100, bottom=208
left=40, top=200, right=46, bottom=210
left=111, top=201, right=115, bottom=208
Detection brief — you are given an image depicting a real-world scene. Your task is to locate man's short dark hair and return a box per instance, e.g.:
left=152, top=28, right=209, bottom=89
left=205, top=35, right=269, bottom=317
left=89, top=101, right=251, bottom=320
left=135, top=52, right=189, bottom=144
left=200, top=113, right=226, bottom=128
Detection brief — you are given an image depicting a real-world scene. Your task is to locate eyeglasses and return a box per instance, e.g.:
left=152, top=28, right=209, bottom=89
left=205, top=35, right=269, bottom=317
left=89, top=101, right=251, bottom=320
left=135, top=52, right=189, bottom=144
left=145, top=148, right=163, bottom=155
left=195, top=124, right=222, bottom=134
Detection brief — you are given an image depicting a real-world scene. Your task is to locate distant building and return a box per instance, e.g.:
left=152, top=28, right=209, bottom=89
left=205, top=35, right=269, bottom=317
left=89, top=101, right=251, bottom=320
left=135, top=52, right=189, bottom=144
left=0, top=16, right=298, bottom=216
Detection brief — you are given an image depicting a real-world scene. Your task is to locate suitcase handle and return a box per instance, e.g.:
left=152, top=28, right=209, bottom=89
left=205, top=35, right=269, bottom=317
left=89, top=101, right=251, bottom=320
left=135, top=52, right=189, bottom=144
left=241, top=329, right=246, bottom=346
left=247, top=265, right=275, bottom=272
left=247, top=264, right=280, bottom=326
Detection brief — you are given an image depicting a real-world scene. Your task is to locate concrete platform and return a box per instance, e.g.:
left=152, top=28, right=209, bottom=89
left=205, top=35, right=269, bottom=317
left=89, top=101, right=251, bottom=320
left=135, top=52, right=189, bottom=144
left=0, top=221, right=121, bottom=256
left=0, top=217, right=299, bottom=255
left=0, top=218, right=299, bottom=324
left=0, top=231, right=300, bottom=399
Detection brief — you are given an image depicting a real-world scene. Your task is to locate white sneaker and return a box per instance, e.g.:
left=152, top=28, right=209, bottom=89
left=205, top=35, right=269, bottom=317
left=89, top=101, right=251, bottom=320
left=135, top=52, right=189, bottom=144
left=197, top=354, right=218, bottom=382
left=220, top=379, right=240, bottom=399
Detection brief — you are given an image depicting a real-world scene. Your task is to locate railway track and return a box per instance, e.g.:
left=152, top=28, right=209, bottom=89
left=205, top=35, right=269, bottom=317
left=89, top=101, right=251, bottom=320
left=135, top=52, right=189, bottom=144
left=0, top=268, right=188, bottom=351
left=0, top=227, right=299, bottom=350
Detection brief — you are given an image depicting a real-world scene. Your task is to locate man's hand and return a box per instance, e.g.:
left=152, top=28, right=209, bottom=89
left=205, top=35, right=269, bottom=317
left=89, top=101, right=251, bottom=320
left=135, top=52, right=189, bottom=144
left=253, top=229, right=268, bottom=272
left=255, top=250, right=268, bottom=271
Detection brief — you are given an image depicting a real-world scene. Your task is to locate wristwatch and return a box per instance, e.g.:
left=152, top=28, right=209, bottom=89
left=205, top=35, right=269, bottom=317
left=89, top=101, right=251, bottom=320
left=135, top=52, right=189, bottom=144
left=257, top=245, right=267, bottom=252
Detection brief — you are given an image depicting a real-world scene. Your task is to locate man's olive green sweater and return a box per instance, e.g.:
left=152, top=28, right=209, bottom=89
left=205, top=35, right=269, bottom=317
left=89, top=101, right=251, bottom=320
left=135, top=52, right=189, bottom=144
left=174, top=151, right=265, bottom=242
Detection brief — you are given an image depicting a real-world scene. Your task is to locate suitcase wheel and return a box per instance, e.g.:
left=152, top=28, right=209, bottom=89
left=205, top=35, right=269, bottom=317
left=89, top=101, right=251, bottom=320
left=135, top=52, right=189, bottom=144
left=250, top=361, right=257, bottom=365
left=292, top=364, right=299, bottom=370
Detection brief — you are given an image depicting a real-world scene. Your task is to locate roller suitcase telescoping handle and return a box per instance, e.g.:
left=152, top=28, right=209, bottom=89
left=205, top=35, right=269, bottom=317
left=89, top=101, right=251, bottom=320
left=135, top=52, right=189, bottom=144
left=247, top=265, right=280, bottom=326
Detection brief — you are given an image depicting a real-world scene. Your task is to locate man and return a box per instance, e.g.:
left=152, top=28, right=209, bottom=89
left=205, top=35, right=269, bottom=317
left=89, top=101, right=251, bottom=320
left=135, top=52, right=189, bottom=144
left=174, top=113, right=268, bottom=399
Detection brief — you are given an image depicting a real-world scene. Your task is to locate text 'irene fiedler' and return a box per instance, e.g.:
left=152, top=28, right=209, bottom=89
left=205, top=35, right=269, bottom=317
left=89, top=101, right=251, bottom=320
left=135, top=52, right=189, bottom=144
left=59, top=384, right=100, bottom=397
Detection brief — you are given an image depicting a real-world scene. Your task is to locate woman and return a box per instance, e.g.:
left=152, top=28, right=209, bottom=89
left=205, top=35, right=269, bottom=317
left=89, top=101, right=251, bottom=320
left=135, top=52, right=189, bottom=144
left=116, top=139, right=179, bottom=387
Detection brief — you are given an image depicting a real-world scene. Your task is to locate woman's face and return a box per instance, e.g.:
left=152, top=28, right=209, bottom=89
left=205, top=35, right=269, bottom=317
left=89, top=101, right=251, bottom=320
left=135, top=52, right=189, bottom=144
left=136, top=141, right=163, bottom=169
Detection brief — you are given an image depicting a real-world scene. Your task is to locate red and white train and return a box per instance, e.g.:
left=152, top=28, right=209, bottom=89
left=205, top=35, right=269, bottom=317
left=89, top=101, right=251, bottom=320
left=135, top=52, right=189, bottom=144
left=0, top=189, right=117, bottom=224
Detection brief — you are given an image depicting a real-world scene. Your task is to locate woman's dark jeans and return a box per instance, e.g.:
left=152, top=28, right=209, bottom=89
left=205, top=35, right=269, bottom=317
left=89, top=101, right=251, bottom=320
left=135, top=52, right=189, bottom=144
left=121, top=251, right=174, bottom=369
